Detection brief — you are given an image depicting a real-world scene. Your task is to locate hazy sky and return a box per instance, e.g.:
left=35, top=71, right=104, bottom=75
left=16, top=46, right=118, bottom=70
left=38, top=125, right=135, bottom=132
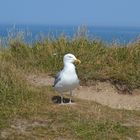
left=0, top=0, right=140, bottom=26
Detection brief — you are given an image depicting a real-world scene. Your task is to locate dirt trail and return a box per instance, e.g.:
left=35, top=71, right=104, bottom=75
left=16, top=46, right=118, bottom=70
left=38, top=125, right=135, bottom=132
left=26, top=74, right=140, bottom=110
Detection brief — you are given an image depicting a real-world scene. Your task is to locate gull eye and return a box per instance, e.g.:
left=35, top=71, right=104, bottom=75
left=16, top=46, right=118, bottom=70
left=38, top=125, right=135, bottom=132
left=68, top=56, right=73, bottom=58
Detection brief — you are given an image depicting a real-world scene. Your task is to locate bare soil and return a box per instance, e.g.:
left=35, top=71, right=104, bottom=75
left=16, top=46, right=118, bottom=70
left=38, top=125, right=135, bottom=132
left=26, top=74, right=140, bottom=110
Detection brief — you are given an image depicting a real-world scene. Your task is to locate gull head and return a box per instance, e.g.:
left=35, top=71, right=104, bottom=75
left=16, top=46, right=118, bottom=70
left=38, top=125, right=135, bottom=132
left=63, top=53, right=81, bottom=65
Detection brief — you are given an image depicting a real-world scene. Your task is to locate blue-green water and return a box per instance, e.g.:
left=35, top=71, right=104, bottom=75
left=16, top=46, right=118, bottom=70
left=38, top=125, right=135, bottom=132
left=0, top=24, right=140, bottom=44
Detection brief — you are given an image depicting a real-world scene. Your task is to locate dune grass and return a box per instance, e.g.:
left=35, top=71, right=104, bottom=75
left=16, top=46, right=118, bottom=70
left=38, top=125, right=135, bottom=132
left=0, top=35, right=140, bottom=139
left=2, top=36, right=140, bottom=91
left=0, top=61, right=40, bottom=129
left=0, top=60, right=140, bottom=139
left=0, top=65, right=140, bottom=139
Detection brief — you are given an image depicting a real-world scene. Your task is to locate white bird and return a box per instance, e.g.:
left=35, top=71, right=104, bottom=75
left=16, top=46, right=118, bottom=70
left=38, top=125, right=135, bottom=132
left=53, top=53, right=81, bottom=104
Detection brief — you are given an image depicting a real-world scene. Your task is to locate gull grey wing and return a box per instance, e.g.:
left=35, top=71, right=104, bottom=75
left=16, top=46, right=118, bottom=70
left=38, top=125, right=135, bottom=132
left=53, top=71, right=62, bottom=87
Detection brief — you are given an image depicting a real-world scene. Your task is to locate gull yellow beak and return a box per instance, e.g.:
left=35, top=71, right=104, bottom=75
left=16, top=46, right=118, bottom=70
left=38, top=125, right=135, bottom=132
left=74, top=59, right=81, bottom=64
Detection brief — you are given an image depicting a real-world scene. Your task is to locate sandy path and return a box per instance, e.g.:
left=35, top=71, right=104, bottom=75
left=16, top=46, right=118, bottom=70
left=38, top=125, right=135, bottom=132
left=26, top=74, right=140, bottom=110
left=75, top=83, right=140, bottom=110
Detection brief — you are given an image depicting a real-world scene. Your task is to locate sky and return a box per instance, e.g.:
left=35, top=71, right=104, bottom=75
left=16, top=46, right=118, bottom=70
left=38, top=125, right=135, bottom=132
left=0, top=0, right=140, bottom=26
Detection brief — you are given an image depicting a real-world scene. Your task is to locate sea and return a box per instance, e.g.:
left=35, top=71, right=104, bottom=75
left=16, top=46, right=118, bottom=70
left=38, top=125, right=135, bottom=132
left=0, top=24, right=140, bottom=44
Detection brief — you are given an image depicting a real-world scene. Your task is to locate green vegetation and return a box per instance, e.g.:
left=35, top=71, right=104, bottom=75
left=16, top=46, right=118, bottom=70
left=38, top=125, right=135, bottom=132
left=2, top=35, right=140, bottom=90
left=0, top=34, right=140, bottom=139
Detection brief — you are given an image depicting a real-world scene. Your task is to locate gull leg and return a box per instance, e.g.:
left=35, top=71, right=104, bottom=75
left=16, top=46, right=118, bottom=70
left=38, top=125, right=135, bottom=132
left=60, top=93, right=64, bottom=104
left=69, top=90, right=72, bottom=104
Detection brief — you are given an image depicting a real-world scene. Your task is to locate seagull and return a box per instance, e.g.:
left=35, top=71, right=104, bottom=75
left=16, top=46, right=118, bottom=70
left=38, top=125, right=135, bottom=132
left=53, top=53, right=81, bottom=104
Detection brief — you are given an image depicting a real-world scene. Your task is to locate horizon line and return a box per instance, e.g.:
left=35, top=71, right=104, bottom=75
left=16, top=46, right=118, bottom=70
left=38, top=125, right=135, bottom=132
left=0, top=23, right=140, bottom=28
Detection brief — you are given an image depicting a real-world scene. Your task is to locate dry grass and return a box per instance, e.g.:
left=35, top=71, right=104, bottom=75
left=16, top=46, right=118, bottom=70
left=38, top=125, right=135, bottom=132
left=2, top=36, right=140, bottom=91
